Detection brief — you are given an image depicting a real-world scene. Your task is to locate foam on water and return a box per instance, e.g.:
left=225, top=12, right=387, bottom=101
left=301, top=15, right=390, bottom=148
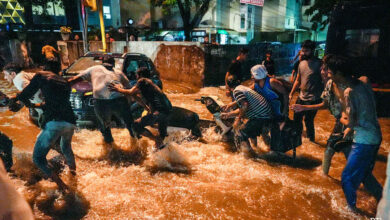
left=1, top=83, right=388, bottom=219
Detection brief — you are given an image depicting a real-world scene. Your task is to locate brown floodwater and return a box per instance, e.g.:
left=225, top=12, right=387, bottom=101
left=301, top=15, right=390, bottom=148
left=1, top=78, right=389, bottom=219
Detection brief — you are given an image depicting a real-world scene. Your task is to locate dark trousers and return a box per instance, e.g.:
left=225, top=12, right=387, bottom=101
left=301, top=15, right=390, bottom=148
left=93, top=97, right=134, bottom=142
left=341, top=143, right=382, bottom=208
left=0, top=132, right=13, bottom=171
left=293, top=98, right=321, bottom=144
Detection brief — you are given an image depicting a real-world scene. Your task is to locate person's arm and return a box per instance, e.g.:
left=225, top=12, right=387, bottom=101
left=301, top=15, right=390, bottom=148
left=344, top=88, right=357, bottom=128
left=108, top=82, right=138, bottom=96
left=16, top=74, right=42, bottom=108
left=289, top=72, right=301, bottom=101
left=290, top=70, right=296, bottom=83
left=68, top=68, right=91, bottom=85
left=221, top=101, right=238, bottom=112
left=291, top=102, right=326, bottom=112
left=270, top=78, right=289, bottom=115
left=119, top=72, right=131, bottom=89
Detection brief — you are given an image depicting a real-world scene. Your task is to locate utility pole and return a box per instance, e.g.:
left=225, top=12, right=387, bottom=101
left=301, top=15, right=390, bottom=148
left=80, top=0, right=89, bottom=54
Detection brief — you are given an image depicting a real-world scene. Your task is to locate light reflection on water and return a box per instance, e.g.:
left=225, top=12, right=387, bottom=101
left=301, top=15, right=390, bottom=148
left=1, top=79, right=389, bottom=219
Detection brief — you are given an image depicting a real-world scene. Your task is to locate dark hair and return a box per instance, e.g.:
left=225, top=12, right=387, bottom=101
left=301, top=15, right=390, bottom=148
left=322, top=54, right=352, bottom=78
left=136, top=78, right=163, bottom=99
left=44, top=60, right=61, bottom=74
left=226, top=75, right=241, bottom=89
left=301, top=40, right=316, bottom=51
left=3, top=63, right=22, bottom=73
left=265, top=50, right=272, bottom=55
left=239, top=48, right=249, bottom=55
left=136, top=67, right=151, bottom=78
left=102, top=57, right=115, bottom=66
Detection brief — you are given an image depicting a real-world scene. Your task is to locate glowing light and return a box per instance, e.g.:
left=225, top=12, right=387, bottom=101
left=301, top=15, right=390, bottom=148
left=0, top=0, right=25, bottom=24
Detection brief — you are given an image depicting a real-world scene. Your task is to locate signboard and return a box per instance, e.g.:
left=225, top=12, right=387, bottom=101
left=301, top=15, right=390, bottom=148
left=240, top=0, right=264, bottom=7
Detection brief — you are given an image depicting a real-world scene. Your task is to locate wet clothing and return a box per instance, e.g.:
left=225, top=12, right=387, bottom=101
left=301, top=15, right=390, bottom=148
left=293, top=98, right=322, bottom=144
left=344, top=82, right=382, bottom=145
left=293, top=58, right=323, bottom=143
left=134, top=112, right=170, bottom=138
left=93, top=97, right=134, bottom=143
left=341, top=81, right=382, bottom=209
left=342, top=143, right=382, bottom=209
left=262, top=58, right=275, bottom=76
left=33, top=121, right=75, bottom=177
left=233, top=85, right=272, bottom=120
left=240, top=118, right=271, bottom=140
left=232, top=85, right=272, bottom=141
left=13, top=71, right=42, bottom=104
left=77, top=65, right=130, bottom=99
left=136, top=78, right=172, bottom=114
left=321, top=79, right=345, bottom=119
left=17, top=71, right=76, bottom=128
left=134, top=78, right=172, bottom=138
left=292, top=60, right=300, bottom=83
left=16, top=71, right=77, bottom=179
left=297, top=59, right=323, bottom=102
left=253, top=77, right=283, bottom=119
left=228, top=60, right=244, bottom=82
left=323, top=120, right=352, bottom=174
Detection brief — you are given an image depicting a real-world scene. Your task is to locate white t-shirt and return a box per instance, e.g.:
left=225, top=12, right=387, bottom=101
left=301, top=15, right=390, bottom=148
left=13, top=71, right=42, bottom=104
left=77, top=65, right=130, bottom=99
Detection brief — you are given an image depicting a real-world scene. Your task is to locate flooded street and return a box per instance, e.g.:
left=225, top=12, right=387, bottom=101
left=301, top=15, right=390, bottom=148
left=1, top=78, right=389, bottom=219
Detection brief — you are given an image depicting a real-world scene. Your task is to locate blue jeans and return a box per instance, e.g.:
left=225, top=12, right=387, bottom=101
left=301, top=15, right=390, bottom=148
left=341, top=143, right=382, bottom=209
left=33, top=121, right=75, bottom=177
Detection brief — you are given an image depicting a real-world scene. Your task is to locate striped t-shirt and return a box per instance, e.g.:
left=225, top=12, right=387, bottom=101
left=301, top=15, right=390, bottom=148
left=233, top=85, right=272, bottom=119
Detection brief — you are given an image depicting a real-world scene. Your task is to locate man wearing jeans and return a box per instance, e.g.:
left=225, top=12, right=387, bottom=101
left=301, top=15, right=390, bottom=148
left=69, top=57, right=134, bottom=143
left=10, top=61, right=76, bottom=192
left=341, top=78, right=382, bottom=212
left=289, top=40, right=323, bottom=144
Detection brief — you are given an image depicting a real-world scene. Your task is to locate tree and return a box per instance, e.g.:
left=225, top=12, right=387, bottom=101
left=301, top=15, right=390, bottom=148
left=152, top=0, right=211, bottom=41
left=305, top=0, right=388, bottom=31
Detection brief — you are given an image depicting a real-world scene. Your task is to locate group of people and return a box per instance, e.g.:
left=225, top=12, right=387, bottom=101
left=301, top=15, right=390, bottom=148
left=0, top=39, right=385, bottom=214
left=0, top=56, right=174, bottom=193
left=222, top=40, right=383, bottom=212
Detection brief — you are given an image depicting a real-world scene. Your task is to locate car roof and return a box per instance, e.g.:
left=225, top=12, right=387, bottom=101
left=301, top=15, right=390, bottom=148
left=83, top=52, right=124, bottom=58
left=122, top=53, right=149, bottom=58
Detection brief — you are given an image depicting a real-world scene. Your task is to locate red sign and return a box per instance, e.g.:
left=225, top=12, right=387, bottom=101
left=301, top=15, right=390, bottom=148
left=240, top=0, right=264, bottom=7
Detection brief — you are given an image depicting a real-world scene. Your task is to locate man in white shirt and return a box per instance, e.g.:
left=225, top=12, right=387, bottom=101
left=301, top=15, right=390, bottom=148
left=68, top=57, right=135, bottom=143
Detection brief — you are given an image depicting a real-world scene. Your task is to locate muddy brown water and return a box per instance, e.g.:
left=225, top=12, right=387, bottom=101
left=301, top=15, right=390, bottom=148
left=0, top=78, right=389, bottom=219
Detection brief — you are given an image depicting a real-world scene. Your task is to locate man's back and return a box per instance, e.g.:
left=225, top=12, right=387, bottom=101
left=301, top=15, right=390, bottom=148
left=79, top=65, right=129, bottom=99
left=298, top=58, right=323, bottom=101
left=345, top=81, right=381, bottom=145
left=18, top=71, right=76, bottom=126
left=233, top=85, right=272, bottom=119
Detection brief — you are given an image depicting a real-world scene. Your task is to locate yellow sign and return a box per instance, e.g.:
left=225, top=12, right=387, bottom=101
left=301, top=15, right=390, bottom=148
left=0, top=0, right=25, bottom=24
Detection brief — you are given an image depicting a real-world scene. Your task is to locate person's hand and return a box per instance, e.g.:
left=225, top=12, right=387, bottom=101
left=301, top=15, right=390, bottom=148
left=108, top=82, right=120, bottom=92
left=220, top=113, right=229, bottom=120
left=225, top=90, right=231, bottom=97
left=233, top=118, right=241, bottom=129
left=8, top=98, right=23, bottom=112
left=221, top=105, right=230, bottom=112
left=289, top=93, right=293, bottom=102
left=291, top=104, right=305, bottom=112
left=343, top=127, right=351, bottom=139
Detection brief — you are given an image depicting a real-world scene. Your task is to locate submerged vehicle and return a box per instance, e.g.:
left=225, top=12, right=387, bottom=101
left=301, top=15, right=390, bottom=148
left=30, top=52, right=160, bottom=127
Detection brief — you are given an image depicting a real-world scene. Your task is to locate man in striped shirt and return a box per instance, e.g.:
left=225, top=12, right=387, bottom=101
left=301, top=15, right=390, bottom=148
left=221, top=75, right=273, bottom=157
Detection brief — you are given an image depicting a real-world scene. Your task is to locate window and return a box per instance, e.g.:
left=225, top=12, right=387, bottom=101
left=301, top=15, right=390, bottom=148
left=303, top=0, right=311, bottom=6
left=240, top=14, right=245, bottom=29
left=345, top=29, right=380, bottom=57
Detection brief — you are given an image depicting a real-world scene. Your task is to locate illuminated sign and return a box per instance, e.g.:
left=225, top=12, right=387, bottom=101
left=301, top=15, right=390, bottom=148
left=240, top=0, right=264, bottom=7
left=0, top=0, right=25, bottom=24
